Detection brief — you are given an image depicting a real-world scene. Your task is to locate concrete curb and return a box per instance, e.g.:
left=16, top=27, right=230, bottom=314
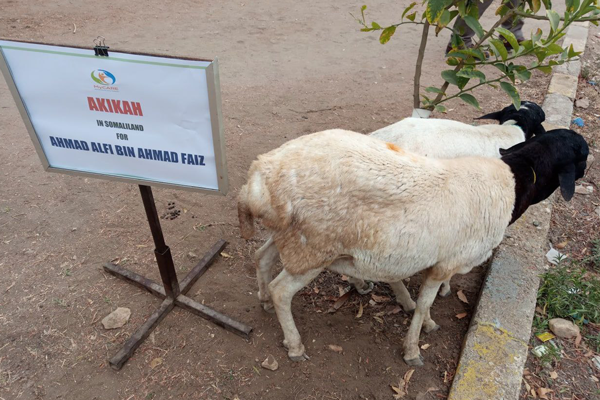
left=447, top=22, right=589, bottom=400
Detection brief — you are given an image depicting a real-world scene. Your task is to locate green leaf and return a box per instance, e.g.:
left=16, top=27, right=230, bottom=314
left=500, top=81, right=521, bottom=109
left=467, top=3, right=479, bottom=19
left=447, top=51, right=468, bottom=59
left=450, top=34, right=465, bottom=50
left=568, top=43, right=581, bottom=58
left=426, top=0, right=453, bottom=23
left=379, top=26, right=397, bottom=44
left=371, top=22, right=382, bottom=30
left=496, top=27, right=519, bottom=51
left=402, top=2, right=417, bottom=20
left=515, top=69, right=532, bottom=82
left=457, top=68, right=486, bottom=83
left=532, top=28, right=543, bottom=44
left=541, top=0, right=552, bottom=9
left=546, top=10, right=560, bottom=32
left=435, top=104, right=447, bottom=113
left=531, top=0, right=542, bottom=13
left=545, top=43, right=564, bottom=56
left=534, top=47, right=548, bottom=62
left=537, top=65, right=552, bottom=74
left=459, top=93, right=481, bottom=109
left=521, top=40, right=533, bottom=51
left=454, top=48, right=487, bottom=61
left=438, top=9, right=452, bottom=29
left=464, top=15, right=485, bottom=39
left=360, top=5, right=367, bottom=22
left=441, top=70, right=460, bottom=85
left=495, top=4, right=510, bottom=16
left=425, top=86, right=445, bottom=94
left=566, top=0, right=580, bottom=13
left=489, top=38, right=508, bottom=60
left=458, top=0, right=467, bottom=17
left=406, top=12, right=417, bottom=22
left=441, top=70, right=470, bottom=89
left=493, top=63, right=508, bottom=74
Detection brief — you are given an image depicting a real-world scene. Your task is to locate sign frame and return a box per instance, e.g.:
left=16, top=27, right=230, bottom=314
left=0, top=39, right=229, bottom=196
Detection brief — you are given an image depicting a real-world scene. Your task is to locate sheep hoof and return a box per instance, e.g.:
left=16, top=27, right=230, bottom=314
left=403, top=303, right=416, bottom=314
left=356, top=281, right=374, bottom=295
left=289, top=353, right=310, bottom=362
left=424, top=323, right=440, bottom=334
left=438, top=289, right=451, bottom=298
left=261, top=301, right=275, bottom=313
left=403, top=354, right=424, bottom=367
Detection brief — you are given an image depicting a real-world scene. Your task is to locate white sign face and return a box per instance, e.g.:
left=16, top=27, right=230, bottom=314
left=0, top=40, right=227, bottom=194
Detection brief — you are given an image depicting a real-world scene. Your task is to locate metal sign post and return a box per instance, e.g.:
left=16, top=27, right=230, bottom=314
left=0, top=39, right=252, bottom=370
left=104, top=185, right=251, bottom=370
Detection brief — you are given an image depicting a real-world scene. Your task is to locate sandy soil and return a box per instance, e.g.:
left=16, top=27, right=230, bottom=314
left=0, top=1, right=554, bottom=399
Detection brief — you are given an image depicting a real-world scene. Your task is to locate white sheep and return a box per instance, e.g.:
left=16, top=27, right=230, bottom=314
left=370, top=101, right=546, bottom=159
left=238, top=128, right=587, bottom=365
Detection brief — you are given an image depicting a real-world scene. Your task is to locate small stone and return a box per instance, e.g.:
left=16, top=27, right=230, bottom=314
left=575, top=185, right=594, bottom=195
left=101, top=307, right=131, bottom=329
left=592, top=355, right=600, bottom=371
left=554, top=240, right=568, bottom=250
left=548, top=318, right=580, bottom=339
left=187, top=251, right=198, bottom=259
left=533, top=221, right=540, bottom=227
left=328, top=344, right=343, bottom=353
left=261, top=355, right=278, bottom=371
left=575, top=98, right=590, bottom=109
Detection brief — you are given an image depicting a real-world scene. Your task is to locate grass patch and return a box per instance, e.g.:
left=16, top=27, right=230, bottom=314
left=537, top=263, right=600, bottom=325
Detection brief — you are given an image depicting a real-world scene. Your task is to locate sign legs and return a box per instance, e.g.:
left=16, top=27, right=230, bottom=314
left=103, top=185, right=252, bottom=370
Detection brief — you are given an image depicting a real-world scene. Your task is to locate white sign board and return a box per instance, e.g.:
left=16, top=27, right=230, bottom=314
left=0, top=40, right=228, bottom=194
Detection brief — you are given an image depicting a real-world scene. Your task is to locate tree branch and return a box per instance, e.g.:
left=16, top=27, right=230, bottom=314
left=514, top=10, right=600, bottom=21
left=414, top=21, right=430, bottom=109
left=428, top=11, right=516, bottom=109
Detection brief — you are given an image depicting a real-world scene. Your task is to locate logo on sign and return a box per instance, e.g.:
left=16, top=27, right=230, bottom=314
left=91, top=69, right=118, bottom=91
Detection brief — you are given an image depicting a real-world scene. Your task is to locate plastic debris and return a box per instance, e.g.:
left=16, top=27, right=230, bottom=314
left=572, top=117, right=584, bottom=127
left=546, top=247, right=566, bottom=265
left=536, top=332, right=555, bottom=342
left=532, top=344, right=549, bottom=357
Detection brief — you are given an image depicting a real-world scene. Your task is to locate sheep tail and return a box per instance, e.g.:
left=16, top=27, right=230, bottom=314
left=237, top=183, right=256, bottom=239
left=238, top=167, right=274, bottom=239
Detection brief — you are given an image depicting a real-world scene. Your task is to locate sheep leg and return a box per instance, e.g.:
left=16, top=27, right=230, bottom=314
left=403, top=276, right=443, bottom=366
left=389, top=281, right=416, bottom=313
left=438, top=279, right=451, bottom=297
left=269, top=268, right=323, bottom=361
left=255, top=236, right=279, bottom=313
left=347, top=277, right=374, bottom=295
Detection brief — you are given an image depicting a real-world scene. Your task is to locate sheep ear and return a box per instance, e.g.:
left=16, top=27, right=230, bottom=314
left=476, top=110, right=504, bottom=121
left=558, top=164, right=576, bottom=201
left=532, top=123, right=546, bottom=136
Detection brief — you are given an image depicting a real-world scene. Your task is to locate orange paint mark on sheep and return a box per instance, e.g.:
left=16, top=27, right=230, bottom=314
left=386, top=143, right=404, bottom=153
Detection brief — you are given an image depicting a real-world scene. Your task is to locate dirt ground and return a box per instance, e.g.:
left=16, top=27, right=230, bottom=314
left=0, top=1, right=557, bottom=399
left=520, top=25, right=600, bottom=400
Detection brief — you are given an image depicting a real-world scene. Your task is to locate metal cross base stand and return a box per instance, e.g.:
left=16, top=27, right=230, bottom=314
left=103, top=185, right=252, bottom=370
